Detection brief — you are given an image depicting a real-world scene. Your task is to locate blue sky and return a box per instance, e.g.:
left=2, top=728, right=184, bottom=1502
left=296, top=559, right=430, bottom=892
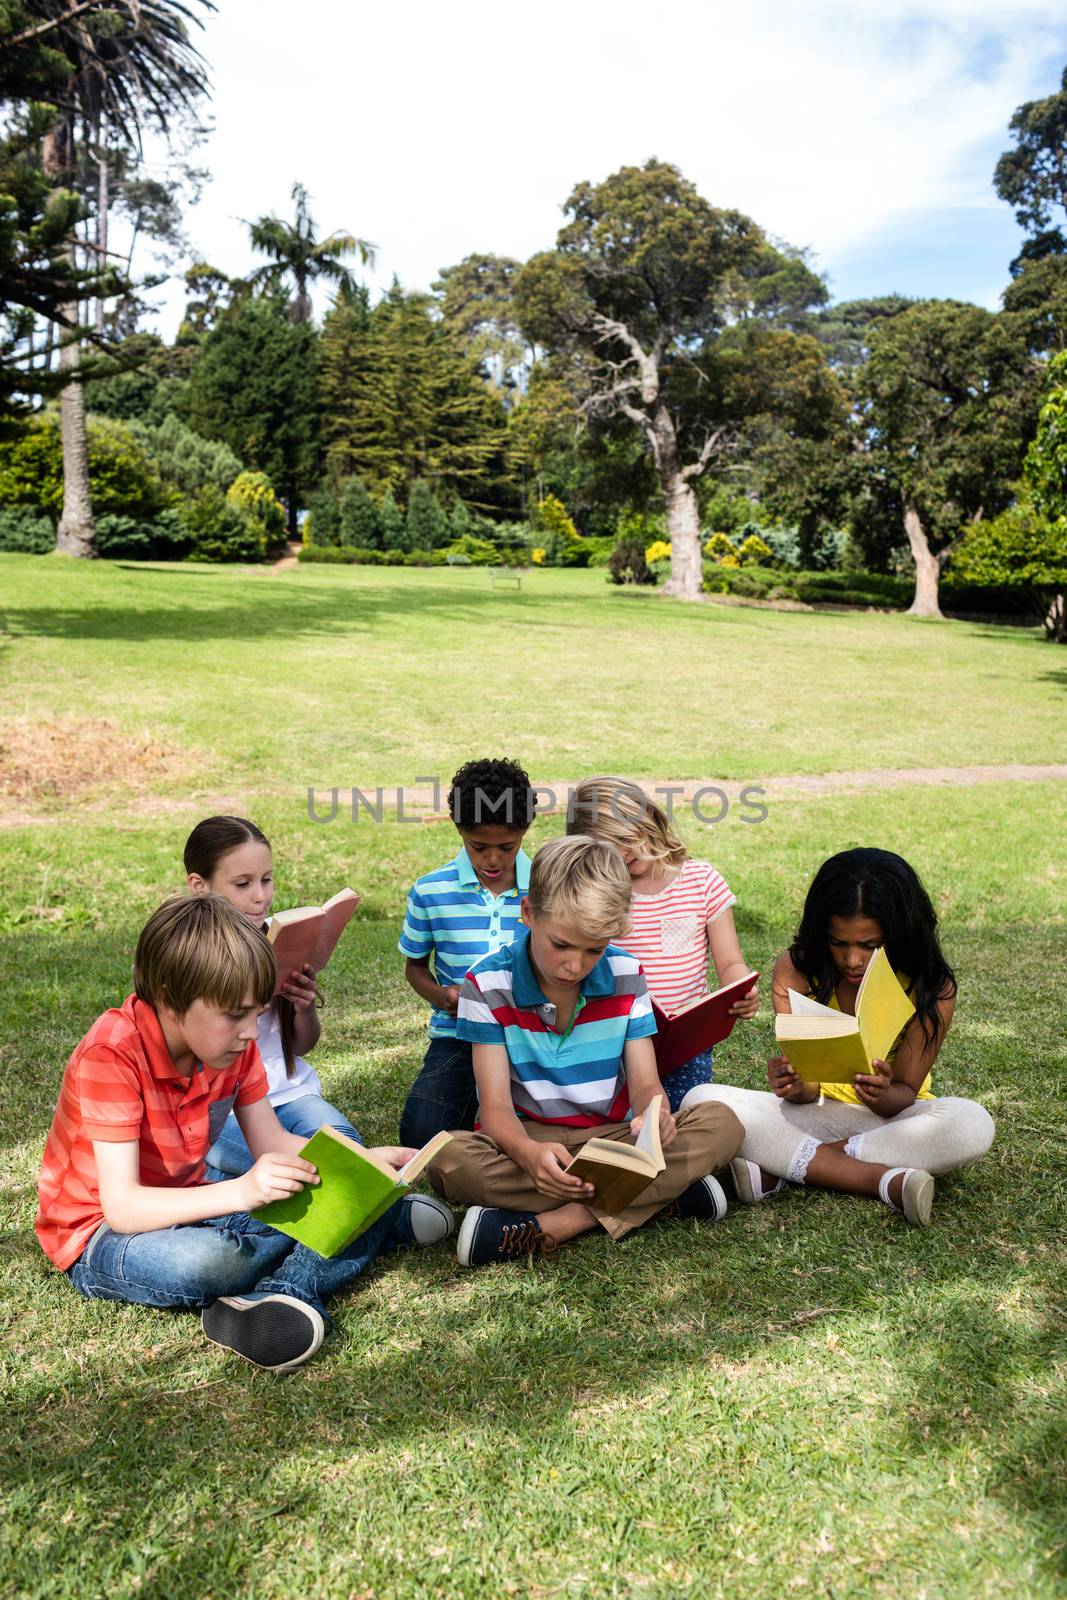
left=146, top=1, right=1067, bottom=333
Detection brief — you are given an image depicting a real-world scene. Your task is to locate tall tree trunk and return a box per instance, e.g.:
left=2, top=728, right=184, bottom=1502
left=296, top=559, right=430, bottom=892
left=44, top=123, right=96, bottom=557
left=95, top=111, right=108, bottom=336
left=54, top=309, right=95, bottom=557
left=903, top=494, right=942, bottom=619
left=662, top=472, right=703, bottom=599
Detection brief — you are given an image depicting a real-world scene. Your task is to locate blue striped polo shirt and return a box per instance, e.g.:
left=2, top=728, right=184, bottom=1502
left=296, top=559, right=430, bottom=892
left=399, top=847, right=531, bottom=1037
left=456, top=927, right=656, bottom=1126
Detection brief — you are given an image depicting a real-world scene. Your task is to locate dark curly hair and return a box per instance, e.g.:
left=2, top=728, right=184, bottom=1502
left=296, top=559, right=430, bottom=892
left=448, top=758, right=536, bottom=830
left=790, top=847, right=957, bottom=1049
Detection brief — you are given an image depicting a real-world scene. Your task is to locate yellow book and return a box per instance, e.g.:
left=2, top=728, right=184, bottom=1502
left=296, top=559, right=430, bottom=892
left=774, top=948, right=915, bottom=1083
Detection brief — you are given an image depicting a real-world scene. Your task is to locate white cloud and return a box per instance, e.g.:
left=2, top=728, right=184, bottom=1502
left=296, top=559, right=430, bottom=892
left=142, top=0, right=1067, bottom=331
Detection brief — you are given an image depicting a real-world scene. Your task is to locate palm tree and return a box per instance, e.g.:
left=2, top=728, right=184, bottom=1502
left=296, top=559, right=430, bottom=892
left=27, top=0, right=213, bottom=556
left=246, top=183, right=375, bottom=324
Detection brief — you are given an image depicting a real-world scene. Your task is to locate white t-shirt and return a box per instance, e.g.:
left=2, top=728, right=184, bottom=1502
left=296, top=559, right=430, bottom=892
left=257, top=1004, right=322, bottom=1106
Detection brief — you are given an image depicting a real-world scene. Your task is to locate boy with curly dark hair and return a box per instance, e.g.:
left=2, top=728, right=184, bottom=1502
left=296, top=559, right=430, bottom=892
left=399, top=758, right=536, bottom=1144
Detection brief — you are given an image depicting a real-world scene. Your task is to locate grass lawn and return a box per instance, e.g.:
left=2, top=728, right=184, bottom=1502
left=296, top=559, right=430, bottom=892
left=0, top=554, right=1064, bottom=1599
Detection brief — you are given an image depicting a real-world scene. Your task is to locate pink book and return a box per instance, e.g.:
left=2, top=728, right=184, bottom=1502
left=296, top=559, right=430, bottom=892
left=650, top=970, right=759, bottom=1078
left=267, top=889, right=361, bottom=996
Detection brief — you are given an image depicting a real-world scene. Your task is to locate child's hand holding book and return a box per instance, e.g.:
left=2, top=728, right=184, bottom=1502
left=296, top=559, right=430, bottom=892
left=238, top=1151, right=321, bottom=1211
left=524, top=1141, right=596, bottom=1201
left=277, top=961, right=318, bottom=1010
left=632, top=1094, right=677, bottom=1149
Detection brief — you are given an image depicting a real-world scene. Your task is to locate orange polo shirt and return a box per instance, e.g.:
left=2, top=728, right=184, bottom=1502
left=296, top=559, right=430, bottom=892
left=36, top=994, right=268, bottom=1270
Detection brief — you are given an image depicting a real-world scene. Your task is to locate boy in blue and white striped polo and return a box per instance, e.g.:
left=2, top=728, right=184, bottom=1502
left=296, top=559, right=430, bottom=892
left=398, top=759, right=536, bottom=1146
left=427, top=837, right=744, bottom=1268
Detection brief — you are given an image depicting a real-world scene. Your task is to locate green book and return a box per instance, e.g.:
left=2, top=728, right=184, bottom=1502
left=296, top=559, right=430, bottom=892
left=253, top=1126, right=452, bottom=1257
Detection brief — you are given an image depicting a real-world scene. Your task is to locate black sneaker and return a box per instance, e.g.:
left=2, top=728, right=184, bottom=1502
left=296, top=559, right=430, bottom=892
left=657, top=1174, right=728, bottom=1223
left=456, top=1207, right=559, bottom=1268
left=202, top=1292, right=325, bottom=1372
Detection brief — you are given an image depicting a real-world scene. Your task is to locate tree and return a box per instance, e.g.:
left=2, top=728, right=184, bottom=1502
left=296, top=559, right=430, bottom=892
left=245, top=182, right=374, bottom=324
left=185, top=294, right=319, bottom=534
left=377, top=487, right=409, bottom=552
left=994, top=65, right=1067, bottom=268
left=950, top=496, right=1067, bottom=641
left=406, top=478, right=448, bottom=550
left=855, top=301, right=1039, bottom=616
left=995, top=65, right=1067, bottom=353
left=6, top=0, right=212, bottom=555
left=514, top=160, right=828, bottom=597
left=433, top=253, right=526, bottom=396
left=338, top=476, right=380, bottom=548
left=320, top=281, right=512, bottom=508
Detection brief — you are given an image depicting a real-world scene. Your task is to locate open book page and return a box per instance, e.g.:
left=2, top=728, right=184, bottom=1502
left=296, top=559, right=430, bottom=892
left=397, top=1129, right=453, bottom=1184
left=787, top=988, right=839, bottom=1018
left=856, top=948, right=915, bottom=1065
left=632, top=1094, right=665, bottom=1170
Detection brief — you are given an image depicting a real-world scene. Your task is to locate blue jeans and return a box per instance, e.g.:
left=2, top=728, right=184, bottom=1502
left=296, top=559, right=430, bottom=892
left=400, top=1037, right=477, bottom=1147
left=67, top=1198, right=415, bottom=1319
left=662, top=1049, right=715, bottom=1113
left=205, top=1093, right=360, bottom=1180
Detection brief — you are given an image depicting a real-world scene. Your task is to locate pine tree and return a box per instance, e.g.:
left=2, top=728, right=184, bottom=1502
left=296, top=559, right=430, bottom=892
left=320, top=280, right=513, bottom=508
left=339, top=476, right=381, bottom=547
left=406, top=478, right=449, bottom=549
left=378, top=488, right=409, bottom=552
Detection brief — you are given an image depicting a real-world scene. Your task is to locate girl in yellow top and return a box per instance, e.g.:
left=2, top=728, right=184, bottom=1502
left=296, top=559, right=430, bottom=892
left=683, top=848, right=994, bottom=1225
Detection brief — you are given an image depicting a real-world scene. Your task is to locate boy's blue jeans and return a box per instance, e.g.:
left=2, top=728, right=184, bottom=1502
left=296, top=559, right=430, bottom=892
left=399, top=1037, right=477, bottom=1147
left=205, top=1093, right=360, bottom=1180
left=67, top=1199, right=414, bottom=1319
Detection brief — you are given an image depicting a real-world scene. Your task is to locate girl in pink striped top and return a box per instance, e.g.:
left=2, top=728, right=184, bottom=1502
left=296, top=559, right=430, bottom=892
left=568, top=777, right=760, bottom=1110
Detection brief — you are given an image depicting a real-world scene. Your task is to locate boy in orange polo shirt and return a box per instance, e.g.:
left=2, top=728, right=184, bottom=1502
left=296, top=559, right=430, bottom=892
left=36, top=894, right=453, bottom=1372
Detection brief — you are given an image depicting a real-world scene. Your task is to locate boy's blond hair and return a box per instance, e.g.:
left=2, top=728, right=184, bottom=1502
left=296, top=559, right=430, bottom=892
left=135, top=894, right=275, bottom=1015
left=527, top=836, right=632, bottom=944
left=567, top=776, right=687, bottom=870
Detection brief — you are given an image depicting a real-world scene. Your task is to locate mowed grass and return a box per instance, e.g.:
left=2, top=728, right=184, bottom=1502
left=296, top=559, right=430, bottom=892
left=0, top=554, right=1065, bottom=793
left=0, top=555, right=1065, bottom=1599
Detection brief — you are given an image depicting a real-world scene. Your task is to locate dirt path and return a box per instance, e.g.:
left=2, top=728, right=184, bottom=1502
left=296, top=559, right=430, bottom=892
left=2, top=762, right=1064, bottom=829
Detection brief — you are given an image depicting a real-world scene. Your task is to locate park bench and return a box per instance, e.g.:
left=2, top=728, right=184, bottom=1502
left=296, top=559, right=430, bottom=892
left=490, top=566, right=525, bottom=589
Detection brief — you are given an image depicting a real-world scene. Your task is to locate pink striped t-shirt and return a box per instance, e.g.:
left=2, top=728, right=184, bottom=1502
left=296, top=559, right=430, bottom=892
left=621, top=859, right=736, bottom=1014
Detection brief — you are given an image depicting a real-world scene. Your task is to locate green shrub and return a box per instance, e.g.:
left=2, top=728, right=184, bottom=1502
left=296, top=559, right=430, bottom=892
left=608, top=538, right=656, bottom=586
left=0, top=412, right=168, bottom=522
left=185, top=487, right=266, bottom=563
left=379, top=489, right=410, bottom=553
left=703, top=531, right=738, bottom=562
left=94, top=510, right=192, bottom=561
left=441, top=534, right=501, bottom=566
left=125, top=414, right=241, bottom=497
left=0, top=506, right=53, bottom=553
left=226, top=471, right=287, bottom=555
left=738, top=533, right=774, bottom=567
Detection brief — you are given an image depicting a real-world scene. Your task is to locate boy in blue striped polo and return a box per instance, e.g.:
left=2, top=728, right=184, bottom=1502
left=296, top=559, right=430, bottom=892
left=399, top=758, right=536, bottom=1146
left=428, top=837, right=744, bottom=1267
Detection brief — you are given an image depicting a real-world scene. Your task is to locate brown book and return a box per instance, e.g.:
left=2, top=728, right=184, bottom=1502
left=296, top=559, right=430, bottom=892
left=565, top=1094, right=666, bottom=1213
left=267, top=888, right=361, bottom=996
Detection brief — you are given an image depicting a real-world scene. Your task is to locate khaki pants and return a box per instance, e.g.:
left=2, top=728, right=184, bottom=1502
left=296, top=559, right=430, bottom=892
left=427, top=1101, right=743, bottom=1241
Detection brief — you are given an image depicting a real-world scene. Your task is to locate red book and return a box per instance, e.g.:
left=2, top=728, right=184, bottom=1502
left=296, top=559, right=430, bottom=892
left=651, top=971, right=759, bottom=1078
left=267, top=888, right=361, bottom=996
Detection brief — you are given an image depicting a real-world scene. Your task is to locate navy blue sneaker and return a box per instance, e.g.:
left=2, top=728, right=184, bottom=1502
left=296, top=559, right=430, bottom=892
left=456, top=1207, right=559, bottom=1268
left=656, top=1174, right=729, bottom=1223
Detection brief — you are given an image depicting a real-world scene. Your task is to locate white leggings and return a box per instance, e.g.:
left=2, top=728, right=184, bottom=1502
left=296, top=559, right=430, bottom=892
left=681, top=1085, right=995, bottom=1184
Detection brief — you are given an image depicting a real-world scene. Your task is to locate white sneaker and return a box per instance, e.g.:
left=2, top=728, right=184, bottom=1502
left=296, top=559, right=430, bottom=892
left=404, top=1193, right=455, bottom=1245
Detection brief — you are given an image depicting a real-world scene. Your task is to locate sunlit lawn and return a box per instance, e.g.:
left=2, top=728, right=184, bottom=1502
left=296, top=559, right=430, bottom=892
left=0, top=554, right=1064, bottom=1599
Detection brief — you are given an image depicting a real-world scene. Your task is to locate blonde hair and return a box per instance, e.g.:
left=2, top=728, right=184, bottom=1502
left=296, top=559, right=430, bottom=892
left=527, top=836, right=632, bottom=944
left=567, top=776, right=686, bottom=870
left=135, top=894, right=275, bottom=1015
